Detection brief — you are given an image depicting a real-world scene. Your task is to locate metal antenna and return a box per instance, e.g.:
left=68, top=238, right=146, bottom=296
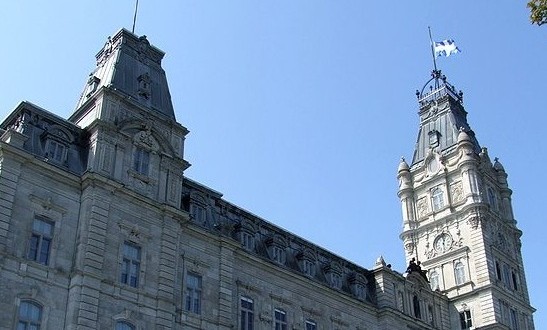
left=132, top=0, right=139, bottom=34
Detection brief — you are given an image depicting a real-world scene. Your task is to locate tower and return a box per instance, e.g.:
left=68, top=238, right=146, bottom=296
left=398, top=70, right=535, bottom=329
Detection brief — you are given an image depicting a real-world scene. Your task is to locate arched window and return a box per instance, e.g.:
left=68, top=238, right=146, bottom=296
left=455, top=261, right=466, bottom=285
left=429, top=270, right=440, bottom=291
left=431, top=187, right=444, bottom=211
left=17, top=300, right=42, bottom=330
left=115, top=321, right=135, bottom=330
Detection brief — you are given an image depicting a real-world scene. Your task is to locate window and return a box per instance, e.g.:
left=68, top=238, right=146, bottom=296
left=241, top=231, right=254, bottom=251
left=459, top=310, right=472, bottom=329
left=496, top=261, right=502, bottom=281
left=274, top=309, right=287, bottom=330
left=302, top=259, right=315, bottom=277
left=413, top=295, right=421, bottom=319
left=510, top=309, right=519, bottom=330
left=191, top=204, right=206, bottom=223
left=115, top=321, right=135, bottom=330
left=429, top=270, right=440, bottom=291
left=240, top=297, right=254, bottom=330
left=27, top=217, right=54, bottom=265
left=502, top=264, right=511, bottom=288
left=120, top=242, right=141, bottom=287
left=431, top=187, right=444, bottom=211
left=397, top=291, right=405, bottom=313
left=454, top=261, right=466, bottom=285
left=511, top=271, right=519, bottom=291
left=46, top=140, right=66, bottom=163
left=330, top=273, right=342, bottom=289
left=185, top=272, right=202, bottom=314
left=305, top=320, right=317, bottom=330
left=17, top=301, right=42, bottom=329
left=133, top=147, right=150, bottom=175
left=271, top=246, right=286, bottom=264
left=487, top=187, right=497, bottom=210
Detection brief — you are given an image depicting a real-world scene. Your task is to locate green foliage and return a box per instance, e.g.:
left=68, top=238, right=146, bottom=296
left=528, top=0, right=547, bottom=25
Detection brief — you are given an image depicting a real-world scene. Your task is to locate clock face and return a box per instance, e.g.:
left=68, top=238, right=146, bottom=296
left=434, top=233, right=453, bottom=253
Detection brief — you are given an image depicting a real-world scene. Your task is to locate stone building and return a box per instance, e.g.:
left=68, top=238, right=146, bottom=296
left=0, top=29, right=534, bottom=329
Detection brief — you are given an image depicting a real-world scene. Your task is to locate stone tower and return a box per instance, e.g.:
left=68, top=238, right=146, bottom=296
left=70, top=28, right=190, bottom=205
left=397, top=71, right=535, bottom=329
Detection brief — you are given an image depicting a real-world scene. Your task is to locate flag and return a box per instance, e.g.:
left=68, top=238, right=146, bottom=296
left=434, top=39, right=461, bottom=57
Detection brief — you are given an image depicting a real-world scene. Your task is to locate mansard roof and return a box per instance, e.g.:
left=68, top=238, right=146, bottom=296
left=1, top=101, right=88, bottom=174
left=73, top=29, right=176, bottom=121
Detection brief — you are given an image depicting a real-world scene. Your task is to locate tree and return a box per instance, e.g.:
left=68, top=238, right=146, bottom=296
left=528, top=0, right=547, bottom=25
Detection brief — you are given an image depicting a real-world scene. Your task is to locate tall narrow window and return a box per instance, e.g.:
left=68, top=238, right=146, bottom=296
left=511, top=271, right=519, bottom=291
left=120, top=242, right=141, bottom=288
left=459, top=310, right=472, bottom=329
left=496, top=261, right=502, bottom=281
left=510, top=309, right=519, bottom=330
left=455, top=261, right=466, bottom=285
left=240, top=297, right=254, bottom=330
left=17, top=300, right=42, bottom=330
left=133, top=147, right=150, bottom=175
left=413, top=295, right=421, bottom=319
left=431, top=187, right=444, bottom=211
left=185, top=272, right=202, bottom=314
left=241, top=231, right=255, bottom=251
left=274, top=309, right=287, bottom=330
left=27, top=217, right=54, bottom=265
left=305, top=320, right=317, bottom=330
left=115, top=321, right=135, bottom=330
left=487, top=187, right=497, bottom=210
left=429, top=270, right=440, bottom=291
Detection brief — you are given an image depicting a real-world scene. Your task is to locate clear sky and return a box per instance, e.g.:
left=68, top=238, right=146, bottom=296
left=1, top=0, right=545, bottom=326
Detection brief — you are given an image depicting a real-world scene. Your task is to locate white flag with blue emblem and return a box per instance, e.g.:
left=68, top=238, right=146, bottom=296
left=434, top=39, right=461, bottom=57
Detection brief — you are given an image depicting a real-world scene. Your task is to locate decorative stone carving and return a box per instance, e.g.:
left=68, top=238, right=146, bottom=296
left=417, top=197, right=428, bottom=218
left=467, top=216, right=480, bottom=229
left=451, top=181, right=464, bottom=203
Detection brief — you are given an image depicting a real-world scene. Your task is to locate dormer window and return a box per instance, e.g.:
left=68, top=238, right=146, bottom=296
left=45, top=139, right=67, bottom=164
left=428, top=130, right=440, bottom=147
left=266, top=236, right=286, bottom=265
left=133, top=146, right=150, bottom=175
left=86, top=75, right=100, bottom=98
left=271, top=246, right=286, bottom=264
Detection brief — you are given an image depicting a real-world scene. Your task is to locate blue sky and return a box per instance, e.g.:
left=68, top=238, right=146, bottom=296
left=1, top=1, right=545, bottom=325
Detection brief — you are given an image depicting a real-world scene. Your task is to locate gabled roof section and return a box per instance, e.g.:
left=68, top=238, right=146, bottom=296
left=73, top=28, right=176, bottom=120
left=412, top=71, right=480, bottom=166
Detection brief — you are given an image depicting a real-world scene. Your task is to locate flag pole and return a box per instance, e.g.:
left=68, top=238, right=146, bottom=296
left=132, top=0, right=139, bottom=34
left=428, top=26, right=438, bottom=73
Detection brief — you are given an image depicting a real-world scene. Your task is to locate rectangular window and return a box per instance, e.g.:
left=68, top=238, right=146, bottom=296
left=46, top=140, right=66, bottom=163
left=240, top=297, right=254, bottom=330
left=274, top=309, right=287, bottom=330
left=431, top=187, right=445, bottom=211
left=133, top=147, right=150, bottom=175
left=27, top=217, right=54, bottom=265
left=185, top=272, right=202, bottom=314
left=191, top=204, right=206, bottom=223
left=305, top=320, right=316, bottom=330
left=459, top=310, right=472, bottom=329
left=120, top=242, right=141, bottom=287
left=510, top=309, right=519, bottom=330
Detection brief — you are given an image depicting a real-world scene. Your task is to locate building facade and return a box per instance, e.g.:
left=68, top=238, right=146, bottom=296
left=0, top=29, right=534, bottom=329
